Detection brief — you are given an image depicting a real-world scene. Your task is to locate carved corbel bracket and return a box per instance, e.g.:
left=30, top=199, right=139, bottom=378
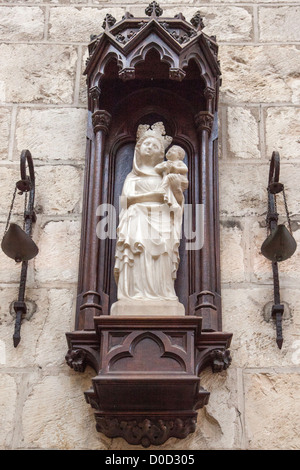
left=195, top=332, right=233, bottom=376
left=65, top=330, right=100, bottom=373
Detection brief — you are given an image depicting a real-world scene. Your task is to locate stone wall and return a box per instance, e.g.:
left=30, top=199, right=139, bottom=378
left=0, top=0, right=299, bottom=450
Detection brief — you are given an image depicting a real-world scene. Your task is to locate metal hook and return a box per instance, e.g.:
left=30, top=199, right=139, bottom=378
left=1, top=150, right=37, bottom=347
left=261, top=152, right=297, bottom=349
left=14, top=150, right=37, bottom=347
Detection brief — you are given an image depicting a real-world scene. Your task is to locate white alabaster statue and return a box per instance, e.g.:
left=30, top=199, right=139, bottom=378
left=111, top=122, right=188, bottom=316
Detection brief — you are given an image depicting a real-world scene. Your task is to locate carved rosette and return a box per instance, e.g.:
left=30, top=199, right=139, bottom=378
left=92, top=110, right=112, bottom=134
left=195, top=111, right=214, bottom=135
left=95, top=416, right=197, bottom=448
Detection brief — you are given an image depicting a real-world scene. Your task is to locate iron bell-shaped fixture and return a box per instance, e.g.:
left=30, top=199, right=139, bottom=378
left=1, top=223, right=38, bottom=263
left=261, top=224, right=297, bottom=262
left=1, top=149, right=38, bottom=347
left=261, top=151, right=297, bottom=349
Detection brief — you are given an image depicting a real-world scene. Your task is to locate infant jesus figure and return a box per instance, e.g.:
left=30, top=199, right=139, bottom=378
left=154, top=145, right=189, bottom=206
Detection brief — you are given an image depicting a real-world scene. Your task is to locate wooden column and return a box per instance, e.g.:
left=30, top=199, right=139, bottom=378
left=78, top=85, right=111, bottom=330
left=194, top=109, right=218, bottom=331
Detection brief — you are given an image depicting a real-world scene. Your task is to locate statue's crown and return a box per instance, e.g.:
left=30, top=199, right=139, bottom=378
left=136, top=122, right=172, bottom=149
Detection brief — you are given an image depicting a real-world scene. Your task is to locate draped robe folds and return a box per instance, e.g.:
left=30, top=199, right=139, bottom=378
left=114, top=163, right=184, bottom=302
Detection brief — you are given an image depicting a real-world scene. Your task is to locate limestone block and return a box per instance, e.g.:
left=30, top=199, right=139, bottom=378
left=0, top=340, right=5, bottom=366
left=278, top=164, right=300, bottom=216
left=0, top=44, right=77, bottom=104
left=227, top=107, right=261, bottom=159
left=48, top=6, right=125, bottom=42
left=35, top=288, right=75, bottom=367
left=265, top=107, right=300, bottom=161
left=284, top=290, right=300, bottom=335
left=0, top=287, right=74, bottom=368
left=79, top=48, right=89, bottom=106
left=0, top=374, right=17, bottom=448
left=127, top=6, right=253, bottom=42
left=193, top=6, right=253, bottom=42
left=0, top=288, right=50, bottom=369
left=0, top=285, right=36, bottom=328
left=219, top=161, right=267, bottom=217
left=21, top=372, right=109, bottom=449
left=1, top=0, right=41, bottom=3
left=222, top=287, right=300, bottom=368
left=0, top=7, right=44, bottom=41
left=34, top=220, right=80, bottom=283
left=259, top=6, right=300, bottom=42
left=34, top=165, right=82, bottom=215
left=0, top=166, right=24, bottom=216
left=0, top=108, right=11, bottom=161
left=196, top=368, right=240, bottom=450
left=220, top=45, right=300, bottom=104
left=244, top=372, right=300, bottom=449
left=16, top=108, right=87, bottom=162
left=220, top=220, right=246, bottom=283
left=170, top=369, right=239, bottom=450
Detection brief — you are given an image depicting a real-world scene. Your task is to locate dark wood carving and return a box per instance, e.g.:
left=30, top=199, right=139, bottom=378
left=66, top=4, right=232, bottom=447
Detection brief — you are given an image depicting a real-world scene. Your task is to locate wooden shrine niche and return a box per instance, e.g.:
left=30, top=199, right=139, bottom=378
left=66, top=3, right=232, bottom=448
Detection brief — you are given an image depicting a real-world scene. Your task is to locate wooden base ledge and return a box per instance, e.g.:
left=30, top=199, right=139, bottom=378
left=66, top=315, right=232, bottom=447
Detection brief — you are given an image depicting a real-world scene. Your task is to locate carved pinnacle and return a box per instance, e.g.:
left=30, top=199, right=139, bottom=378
left=190, top=11, right=205, bottom=31
left=102, top=13, right=116, bottom=30
left=145, top=2, right=163, bottom=17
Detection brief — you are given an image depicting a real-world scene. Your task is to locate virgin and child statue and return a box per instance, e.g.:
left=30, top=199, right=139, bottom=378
left=111, top=122, right=188, bottom=316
